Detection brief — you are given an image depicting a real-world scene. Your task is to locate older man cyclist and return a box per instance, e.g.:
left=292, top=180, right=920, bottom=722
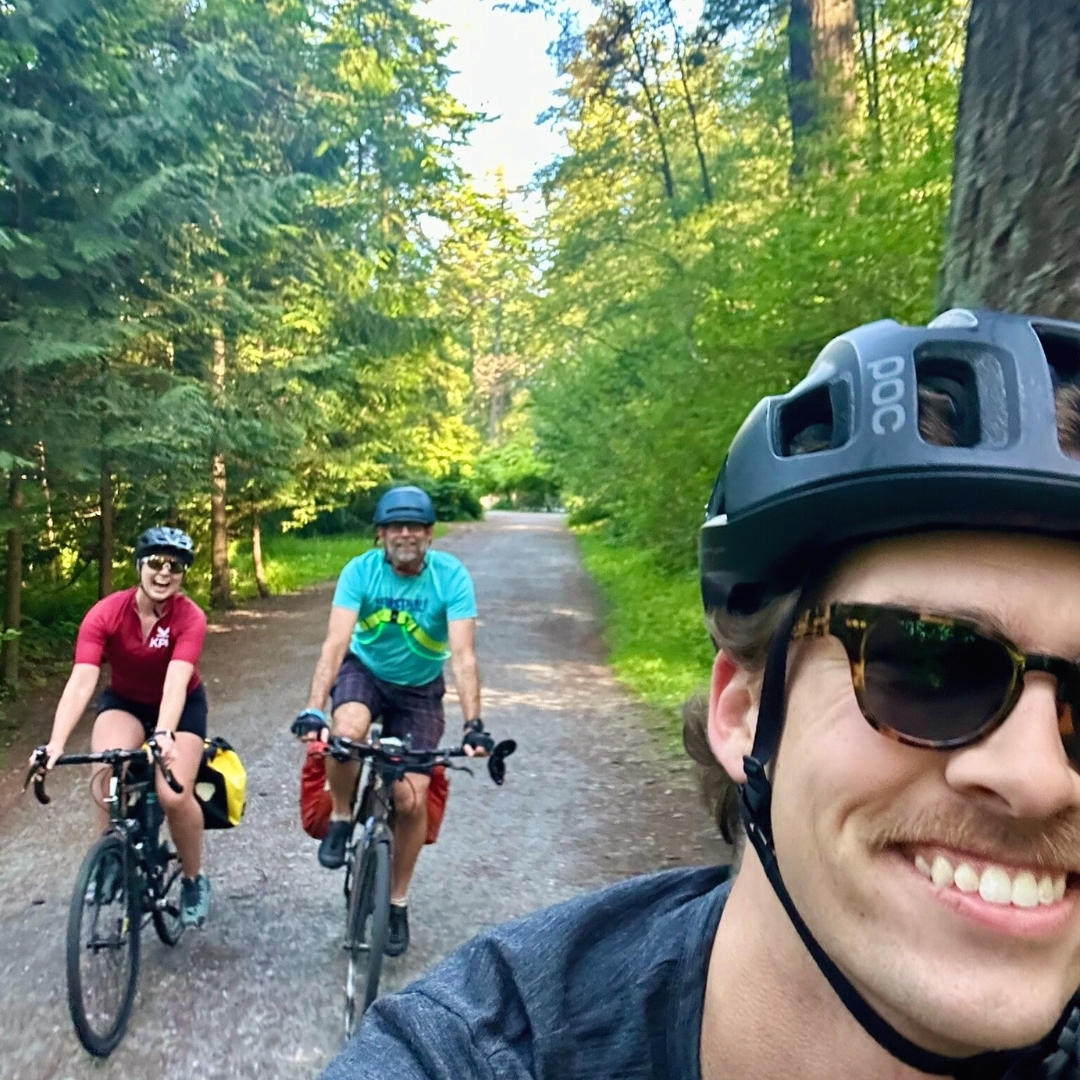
left=323, top=311, right=1080, bottom=1080
left=292, top=486, right=487, bottom=959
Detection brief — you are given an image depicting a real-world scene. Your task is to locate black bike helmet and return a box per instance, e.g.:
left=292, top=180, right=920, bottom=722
left=701, top=308, right=1080, bottom=614
left=135, top=526, right=195, bottom=567
left=699, top=309, right=1080, bottom=1078
left=373, top=486, right=436, bottom=527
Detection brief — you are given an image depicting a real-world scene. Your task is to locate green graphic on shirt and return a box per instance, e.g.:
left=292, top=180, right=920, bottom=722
left=355, top=608, right=450, bottom=660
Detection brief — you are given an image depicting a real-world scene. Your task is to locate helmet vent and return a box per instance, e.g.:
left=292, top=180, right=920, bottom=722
left=914, top=354, right=980, bottom=448
left=1033, top=325, right=1080, bottom=458
left=777, top=384, right=838, bottom=456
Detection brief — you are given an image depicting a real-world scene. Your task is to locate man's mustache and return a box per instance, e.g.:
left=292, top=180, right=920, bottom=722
left=869, top=801, right=1080, bottom=873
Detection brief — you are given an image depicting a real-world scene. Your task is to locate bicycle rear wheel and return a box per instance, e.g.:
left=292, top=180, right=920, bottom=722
left=67, top=833, right=141, bottom=1057
left=343, top=834, right=391, bottom=1037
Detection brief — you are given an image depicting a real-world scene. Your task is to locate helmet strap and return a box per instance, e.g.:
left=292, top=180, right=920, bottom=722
left=740, top=610, right=1073, bottom=1079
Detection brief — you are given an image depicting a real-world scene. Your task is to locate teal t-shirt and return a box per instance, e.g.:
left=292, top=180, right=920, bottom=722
left=332, top=548, right=478, bottom=686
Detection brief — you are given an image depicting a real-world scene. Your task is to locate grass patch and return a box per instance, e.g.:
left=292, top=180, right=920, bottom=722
left=574, top=527, right=713, bottom=753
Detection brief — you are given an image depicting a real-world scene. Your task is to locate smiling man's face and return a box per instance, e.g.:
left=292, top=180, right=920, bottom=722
left=771, top=531, right=1080, bottom=1054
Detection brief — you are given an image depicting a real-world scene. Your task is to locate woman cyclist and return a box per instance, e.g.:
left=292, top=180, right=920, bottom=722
left=36, top=526, right=212, bottom=928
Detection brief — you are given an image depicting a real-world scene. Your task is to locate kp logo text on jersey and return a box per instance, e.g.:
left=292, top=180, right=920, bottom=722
left=148, top=627, right=171, bottom=649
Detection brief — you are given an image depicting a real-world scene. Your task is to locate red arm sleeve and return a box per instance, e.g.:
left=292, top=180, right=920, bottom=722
left=170, top=601, right=207, bottom=665
left=73, top=599, right=110, bottom=667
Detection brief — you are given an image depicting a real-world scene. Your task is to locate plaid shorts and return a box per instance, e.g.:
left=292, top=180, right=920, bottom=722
left=330, top=653, right=446, bottom=750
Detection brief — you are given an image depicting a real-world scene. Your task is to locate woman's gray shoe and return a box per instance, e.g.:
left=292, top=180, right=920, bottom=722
left=181, top=874, right=211, bottom=928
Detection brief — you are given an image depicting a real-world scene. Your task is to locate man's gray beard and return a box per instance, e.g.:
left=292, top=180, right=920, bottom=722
left=385, top=541, right=428, bottom=571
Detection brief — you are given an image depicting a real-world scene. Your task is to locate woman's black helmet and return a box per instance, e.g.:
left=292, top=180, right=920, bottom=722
left=701, top=309, right=1080, bottom=614
left=135, top=526, right=195, bottom=567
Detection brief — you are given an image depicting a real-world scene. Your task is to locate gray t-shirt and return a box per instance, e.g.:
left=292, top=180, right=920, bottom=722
left=323, top=865, right=731, bottom=1079
left=322, top=865, right=1080, bottom=1080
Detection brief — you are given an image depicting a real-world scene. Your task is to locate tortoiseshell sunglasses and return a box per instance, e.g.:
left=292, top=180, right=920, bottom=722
left=792, top=603, right=1080, bottom=762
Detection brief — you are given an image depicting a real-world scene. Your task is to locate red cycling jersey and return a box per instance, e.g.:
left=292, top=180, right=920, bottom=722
left=74, top=586, right=207, bottom=704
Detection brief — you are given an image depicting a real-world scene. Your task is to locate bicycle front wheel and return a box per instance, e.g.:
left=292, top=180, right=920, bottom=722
left=343, top=834, right=391, bottom=1036
left=66, top=833, right=141, bottom=1057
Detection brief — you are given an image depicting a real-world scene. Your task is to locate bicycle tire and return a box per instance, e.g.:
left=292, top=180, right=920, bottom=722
left=361, top=837, right=392, bottom=1012
left=343, top=834, right=391, bottom=1035
left=66, top=833, right=141, bottom=1057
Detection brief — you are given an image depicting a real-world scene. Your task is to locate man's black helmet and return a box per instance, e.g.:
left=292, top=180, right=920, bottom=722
left=374, top=486, right=436, bottom=527
left=135, top=526, right=195, bottom=567
left=701, top=309, right=1080, bottom=614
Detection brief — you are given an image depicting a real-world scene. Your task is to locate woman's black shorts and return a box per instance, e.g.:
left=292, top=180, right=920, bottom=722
left=96, top=684, right=208, bottom=740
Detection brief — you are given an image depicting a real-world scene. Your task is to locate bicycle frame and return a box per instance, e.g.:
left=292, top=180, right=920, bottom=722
left=27, top=746, right=184, bottom=914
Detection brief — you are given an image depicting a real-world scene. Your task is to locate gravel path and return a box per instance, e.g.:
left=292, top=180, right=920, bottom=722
left=0, top=511, right=723, bottom=1079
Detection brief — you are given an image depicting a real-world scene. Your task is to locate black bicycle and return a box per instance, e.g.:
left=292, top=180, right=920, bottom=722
left=332, top=727, right=516, bottom=1036
left=25, top=741, right=185, bottom=1057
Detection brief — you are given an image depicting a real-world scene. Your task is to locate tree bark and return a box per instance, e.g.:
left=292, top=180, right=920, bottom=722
left=210, top=271, right=231, bottom=610
left=251, top=504, right=270, bottom=599
left=36, top=441, right=57, bottom=583
left=939, top=0, right=1080, bottom=317
left=788, top=0, right=857, bottom=171
left=211, top=454, right=230, bottom=609
left=99, top=466, right=114, bottom=598
left=660, top=0, right=713, bottom=203
left=623, top=11, right=677, bottom=205
left=3, top=472, right=24, bottom=689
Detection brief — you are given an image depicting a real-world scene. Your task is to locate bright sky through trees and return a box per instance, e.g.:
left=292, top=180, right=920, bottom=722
left=426, top=0, right=703, bottom=209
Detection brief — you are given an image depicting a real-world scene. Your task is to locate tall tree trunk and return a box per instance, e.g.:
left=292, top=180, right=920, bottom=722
left=251, top=504, right=270, bottom=599
left=210, top=271, right=231, bottom=610
left=624, top=13, right=677, bottom=205
left=788, top=0, right=816, bottom=167
left=211, top=454, right=230, bottom=608
left=939, top=0, right=1080, bottom=317
left=3, top=472, right=23, bottom=689
left=99, top=465, right=114, bottom=598
left=788, top=0, right=857, bottom=172
left=488, top=385, right=503, bottom=442
left=36, top=441, right=57, bottom=583
left=661, top=0, right=712, bottom=203
left=855, top=0, right=881, bottom=163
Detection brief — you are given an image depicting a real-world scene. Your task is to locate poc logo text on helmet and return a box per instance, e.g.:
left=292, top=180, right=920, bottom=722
left=869, top=355, right=906, bottom=434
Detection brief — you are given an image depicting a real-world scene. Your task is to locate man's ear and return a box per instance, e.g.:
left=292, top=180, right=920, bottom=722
left=708, top=651, right=758, bottom=784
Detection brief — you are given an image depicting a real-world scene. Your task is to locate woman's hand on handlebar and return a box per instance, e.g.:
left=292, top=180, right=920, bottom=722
left=151, top=730, right=178, bottom=769
left=32, top=741, right=65, bottom=771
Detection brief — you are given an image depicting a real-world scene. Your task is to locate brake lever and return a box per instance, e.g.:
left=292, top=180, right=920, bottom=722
left=23, top=749, right=51, bottom=805
left=148, top=739, right=184, bottom=794
left=445, top=760, right=474, bottom=777
left=487, top=739, right=517, bottom=787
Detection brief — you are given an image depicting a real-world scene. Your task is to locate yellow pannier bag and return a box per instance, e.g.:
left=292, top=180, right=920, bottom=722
left=194, top=736, right=247, bottom=829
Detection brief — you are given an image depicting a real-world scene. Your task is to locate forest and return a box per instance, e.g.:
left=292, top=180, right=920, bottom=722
left=2, top=0, right=1077, bottom=703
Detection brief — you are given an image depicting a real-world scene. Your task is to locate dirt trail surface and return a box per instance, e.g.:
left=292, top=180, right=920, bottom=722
left=0, top=511, right=724, bottom=1080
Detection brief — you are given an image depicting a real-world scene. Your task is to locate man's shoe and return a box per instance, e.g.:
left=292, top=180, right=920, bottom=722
left=181, top=874, right=211, bottom=928
left=385, top=903, right=409, bottom=957
left=318, top=820, right=351, bottom=869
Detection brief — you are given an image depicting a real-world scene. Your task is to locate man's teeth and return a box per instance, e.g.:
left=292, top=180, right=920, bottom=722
left=913, top=853, right=1067, bottom=907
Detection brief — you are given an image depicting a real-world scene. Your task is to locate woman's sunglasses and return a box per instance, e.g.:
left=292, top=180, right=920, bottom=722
left=144, top=554, right=187, bottom=576
left=792, top=602, right=1080, bottom=764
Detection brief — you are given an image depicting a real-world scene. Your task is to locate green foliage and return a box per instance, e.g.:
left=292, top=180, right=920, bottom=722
left=575, top=526, right=713, bottom=752
left=475, top=416, right=559, bottom=510
left=532, top=0, right=968, bottom=569
left=0, top=0, right=493, bottom=684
